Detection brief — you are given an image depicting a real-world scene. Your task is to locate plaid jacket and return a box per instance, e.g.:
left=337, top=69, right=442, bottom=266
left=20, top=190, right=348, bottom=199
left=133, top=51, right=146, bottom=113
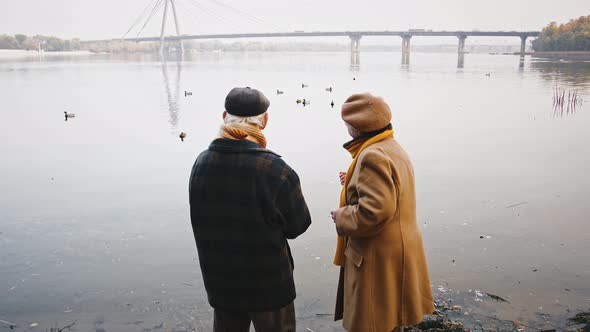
left=189, top=138, right=312, bottom=312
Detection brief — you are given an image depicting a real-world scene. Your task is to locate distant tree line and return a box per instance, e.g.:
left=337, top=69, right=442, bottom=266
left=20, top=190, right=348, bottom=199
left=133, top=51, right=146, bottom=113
left=81, top=40, right=351, bottom=53
left=0, top=34, right=81, bottom=51
left=532, top=16, right=590, bottom=52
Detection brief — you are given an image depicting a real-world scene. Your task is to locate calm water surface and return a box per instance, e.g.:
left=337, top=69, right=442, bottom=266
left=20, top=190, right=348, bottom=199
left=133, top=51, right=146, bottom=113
left=0, top=52, right=589, bottom=331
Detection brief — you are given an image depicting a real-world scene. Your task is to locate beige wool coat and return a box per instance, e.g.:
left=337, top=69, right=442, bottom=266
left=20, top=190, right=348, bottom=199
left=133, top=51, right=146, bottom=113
left=334, top=137, right=435, bottom=332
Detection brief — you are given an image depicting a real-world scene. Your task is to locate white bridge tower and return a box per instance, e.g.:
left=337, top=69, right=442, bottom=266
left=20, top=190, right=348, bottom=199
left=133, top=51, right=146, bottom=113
left=159, top=0, right=184, bottom=55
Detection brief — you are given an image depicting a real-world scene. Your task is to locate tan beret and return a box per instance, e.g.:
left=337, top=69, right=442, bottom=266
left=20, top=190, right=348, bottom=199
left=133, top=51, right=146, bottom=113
left=341, top=93, right=392, bottom=133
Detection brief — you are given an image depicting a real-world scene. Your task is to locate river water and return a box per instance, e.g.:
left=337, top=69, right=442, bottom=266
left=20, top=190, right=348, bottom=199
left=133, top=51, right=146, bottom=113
left=0, top=52, right=589, bottom=331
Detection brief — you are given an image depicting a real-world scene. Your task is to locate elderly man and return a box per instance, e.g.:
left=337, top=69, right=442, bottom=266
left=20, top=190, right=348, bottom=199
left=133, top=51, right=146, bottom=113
left=189, top=87, right=312, bottom=332
left=331, top=93, right=435, bottom=332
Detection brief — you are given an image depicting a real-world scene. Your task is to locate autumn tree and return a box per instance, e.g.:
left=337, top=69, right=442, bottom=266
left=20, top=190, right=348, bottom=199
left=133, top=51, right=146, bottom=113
left=533, top=15, right=590, bottom=51
left=0, top=34, right=18, bottom=49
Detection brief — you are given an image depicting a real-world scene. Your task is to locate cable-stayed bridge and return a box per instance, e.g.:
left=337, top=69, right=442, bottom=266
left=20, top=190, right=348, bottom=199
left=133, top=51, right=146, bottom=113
left=96, top=0, right=541, bottom=67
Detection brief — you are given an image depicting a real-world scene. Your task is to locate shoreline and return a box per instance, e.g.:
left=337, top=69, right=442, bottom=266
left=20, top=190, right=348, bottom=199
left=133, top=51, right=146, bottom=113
left=2, top=49, right=590, bottom=61
left=0, top=49, right=94, bottom=60
left=523, top=51, right=590, bottom=61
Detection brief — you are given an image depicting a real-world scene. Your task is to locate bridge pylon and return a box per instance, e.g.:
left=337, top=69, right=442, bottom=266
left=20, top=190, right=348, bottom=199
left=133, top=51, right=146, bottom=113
left=159, top=0, right=184, bottom=56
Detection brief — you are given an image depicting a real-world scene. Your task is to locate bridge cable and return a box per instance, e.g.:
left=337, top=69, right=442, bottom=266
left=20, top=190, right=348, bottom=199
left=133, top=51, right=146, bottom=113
left=136, top=0, right=166, bottom=38
left=181, top=0, right=247, bottom=30
left=204, top=0, right=264, bottom=24
left=203, top=0, right=283, bottom=31
left=175, top=0, right=243, bottom=32
left=121, top=0, right=160, bottom=39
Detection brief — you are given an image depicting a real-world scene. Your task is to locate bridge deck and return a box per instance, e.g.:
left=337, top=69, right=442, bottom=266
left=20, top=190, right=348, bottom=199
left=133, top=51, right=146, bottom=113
left=85, top=31, right=540, bottom=43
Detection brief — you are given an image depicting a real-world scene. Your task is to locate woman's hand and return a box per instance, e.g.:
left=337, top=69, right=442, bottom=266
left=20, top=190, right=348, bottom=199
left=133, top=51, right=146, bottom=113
left=339, top=171, right=347, bottom=186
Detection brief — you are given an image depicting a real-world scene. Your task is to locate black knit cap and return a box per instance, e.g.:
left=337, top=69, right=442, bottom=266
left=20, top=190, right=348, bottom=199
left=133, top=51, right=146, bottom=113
left=224, top=87, right=270, bottom=117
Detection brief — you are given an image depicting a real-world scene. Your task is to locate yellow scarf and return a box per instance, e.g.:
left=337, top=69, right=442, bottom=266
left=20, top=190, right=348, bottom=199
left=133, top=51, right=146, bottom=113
left=333, top=128, right=394, bottom=266
left=219, top=123, right=267, bottom=148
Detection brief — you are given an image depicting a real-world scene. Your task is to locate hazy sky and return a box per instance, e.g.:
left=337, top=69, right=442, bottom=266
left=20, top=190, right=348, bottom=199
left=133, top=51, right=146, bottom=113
left=0, top=0, right=588, bottom=41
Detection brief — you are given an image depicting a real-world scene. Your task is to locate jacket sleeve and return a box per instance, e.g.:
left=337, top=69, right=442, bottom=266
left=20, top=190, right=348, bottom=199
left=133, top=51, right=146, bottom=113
left=336, top=149, right=398, bottom=238
left=276, top=168, right=312, bottom=239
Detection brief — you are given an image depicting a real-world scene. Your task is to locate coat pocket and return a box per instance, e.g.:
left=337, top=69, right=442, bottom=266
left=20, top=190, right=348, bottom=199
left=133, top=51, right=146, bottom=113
left=344, top=245, right=364, bottom=268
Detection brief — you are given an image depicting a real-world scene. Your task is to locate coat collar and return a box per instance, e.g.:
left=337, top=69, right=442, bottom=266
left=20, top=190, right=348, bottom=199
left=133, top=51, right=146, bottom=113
left=209, top=138, right=281, bottom=157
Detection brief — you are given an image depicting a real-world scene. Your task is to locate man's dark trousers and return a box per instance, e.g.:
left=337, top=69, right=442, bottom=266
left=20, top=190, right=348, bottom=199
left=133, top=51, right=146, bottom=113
left=213, top=302, right=295, bottom=332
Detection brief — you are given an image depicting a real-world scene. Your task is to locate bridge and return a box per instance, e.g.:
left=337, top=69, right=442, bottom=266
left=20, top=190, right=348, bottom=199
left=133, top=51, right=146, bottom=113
left=106, top=0, right=541, bottom=67
left=120, top=30, right=539, bottom=67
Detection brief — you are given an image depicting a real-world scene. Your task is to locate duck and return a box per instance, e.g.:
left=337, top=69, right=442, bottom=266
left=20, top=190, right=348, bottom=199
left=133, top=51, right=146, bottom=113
left=179, top=132, right=187, bottom=142
left=302, top=99, right=310, bottom=106
left=301, top=83, right=308, bottom=88
left=485, top=73, right=491, bottom=77
left=331, top=100, right=335, bottom=108
left=64, top=111, right=75, bottom=120
left=185, top=91, right=192, bottom=97
left=325, top=87, right=333, bottom=92
left=277, top=90, right=284, bottom=95
left=296, top=99, right=302, bottom=104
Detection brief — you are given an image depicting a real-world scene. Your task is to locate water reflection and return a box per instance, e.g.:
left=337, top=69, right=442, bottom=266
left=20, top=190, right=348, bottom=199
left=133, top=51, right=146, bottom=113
left=457, top=53, right=465, bottom=68
left=402, top=52, right=410, bottom=68
left=161, top=58, right=182, bottom=130
left=531, top=59, right=590, bottom=89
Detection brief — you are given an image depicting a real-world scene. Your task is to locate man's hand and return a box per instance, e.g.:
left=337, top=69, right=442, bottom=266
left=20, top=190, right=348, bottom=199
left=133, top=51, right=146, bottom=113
left=339, top=172, right=347, bottom=186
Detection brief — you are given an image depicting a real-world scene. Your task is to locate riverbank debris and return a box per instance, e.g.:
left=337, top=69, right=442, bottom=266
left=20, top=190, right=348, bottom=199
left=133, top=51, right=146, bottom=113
left=511, top=320, right=525, bottom=330
left=184, top=91, right=192, bottom=97
left=3, top=286, right=16, bottom=294
left=485, top=292, right=510, bottom=303
left=407, top=315, right=465, bottom=332
left=569, top=311, right=590, bottom=326
left=506, top=201, right=528, bottom=208
left=0, top=319, right=16, bottom=329
left=49, top=320, right=77, bottom=332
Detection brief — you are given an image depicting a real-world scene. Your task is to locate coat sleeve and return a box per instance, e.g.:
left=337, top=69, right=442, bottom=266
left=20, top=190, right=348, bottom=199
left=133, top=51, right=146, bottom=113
left=336, top=149, right=398, bottom=238
left=276, top=168, right=312, bottom=239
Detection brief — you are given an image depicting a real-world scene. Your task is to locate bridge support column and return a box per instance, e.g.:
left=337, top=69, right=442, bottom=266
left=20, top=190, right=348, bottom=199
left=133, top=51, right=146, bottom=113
left=518, top=36, right=528, bottom=68
left=457, top=35, right=467, bottom=68
left=520, top=36, right=527, bottom=55
left=457, top=35, right=467, bottom=54
left=350, top=35, right=361, bottom=67
left=401, top=35, right=411, bottom=65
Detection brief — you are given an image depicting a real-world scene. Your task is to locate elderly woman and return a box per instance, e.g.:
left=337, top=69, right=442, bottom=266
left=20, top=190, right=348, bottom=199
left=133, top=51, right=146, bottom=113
left=331, top=93, right=435, bottom=332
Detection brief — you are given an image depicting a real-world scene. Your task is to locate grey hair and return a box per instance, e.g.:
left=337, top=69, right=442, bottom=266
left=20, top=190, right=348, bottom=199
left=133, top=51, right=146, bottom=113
left=224, top=112, right=266, bottom=128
